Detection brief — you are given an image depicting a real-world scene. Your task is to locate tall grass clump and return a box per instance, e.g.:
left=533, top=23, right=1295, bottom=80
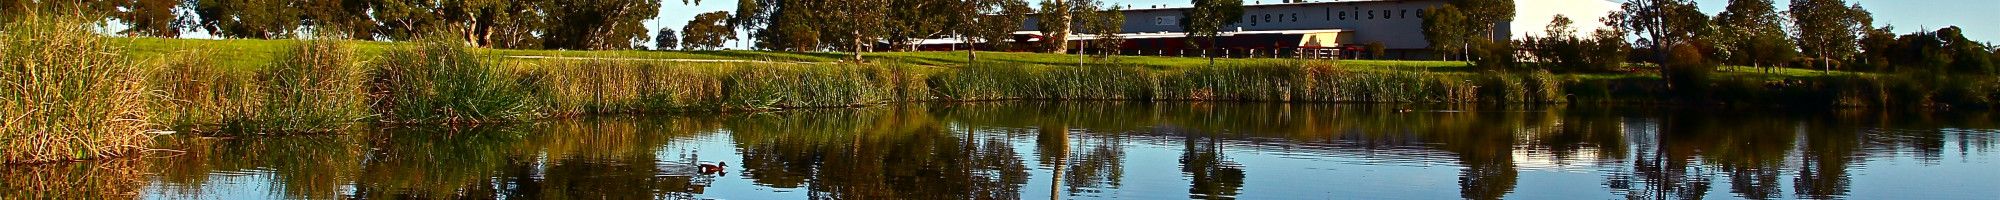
left=0, top=15, right=153, bottom=164
left=525, top=60, right=726, bottom=115
left=1475, top=71, right=1565, bottom=103
left=247, top=39, right=368, bottom=133
left=1323, top=70, right=1477, bottom=103
left=371, top=37, right=534, bottom=124
left=723, top=63, right=925, bottom=109
left=1158, top=61, right=1310, bottom=101
left=147, top=39, right=366, bottom=135
left=930, top=64, right=1040, bottom=101
left=147, top=50, right=255, bottom=132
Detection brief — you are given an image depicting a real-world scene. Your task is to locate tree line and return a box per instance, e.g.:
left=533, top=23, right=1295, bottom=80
left=3, top=0, right=688, bottom=50
left=715, top=0, right=1124, bottom=61
left=1431, top=0, right=1999, bottom=79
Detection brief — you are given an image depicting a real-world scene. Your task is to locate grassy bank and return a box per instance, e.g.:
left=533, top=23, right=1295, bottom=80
left=8, top=29, right=1999, bottom=164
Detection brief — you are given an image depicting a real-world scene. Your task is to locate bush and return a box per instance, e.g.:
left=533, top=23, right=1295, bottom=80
left=1665, top=43, right=1716, bottom=92
left=0, top=15, right=152, bottom=163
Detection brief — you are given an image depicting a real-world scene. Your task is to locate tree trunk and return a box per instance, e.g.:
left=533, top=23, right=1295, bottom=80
left=853, top=30, right=866, bottom=61
left=1048, top=0, right=1072, bottom=54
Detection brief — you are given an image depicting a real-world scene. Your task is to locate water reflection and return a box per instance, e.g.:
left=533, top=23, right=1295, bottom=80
left=2, top=102, right=1996, bottom=199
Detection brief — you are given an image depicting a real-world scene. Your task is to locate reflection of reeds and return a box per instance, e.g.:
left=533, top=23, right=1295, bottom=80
left=146, top=135, right=367, bottom=199
left=0, top=159, right=149, bottom=199
left=0, top=14, right=152, bottom=163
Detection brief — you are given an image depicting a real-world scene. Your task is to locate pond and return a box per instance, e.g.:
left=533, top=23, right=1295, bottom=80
left=5, top=102, right=1998, bottom=199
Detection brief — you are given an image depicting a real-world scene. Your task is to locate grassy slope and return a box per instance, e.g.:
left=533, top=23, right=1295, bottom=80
left=118, top=37, right=1861, bottom=80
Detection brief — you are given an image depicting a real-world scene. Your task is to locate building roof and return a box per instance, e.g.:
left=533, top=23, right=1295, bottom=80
left=914, top=29, right=1350, bottom=45
left=1120, top=0, right=1411, bottom=12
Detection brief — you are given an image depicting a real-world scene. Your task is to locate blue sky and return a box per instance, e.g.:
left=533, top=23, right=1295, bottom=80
left=651, top=0, right=1999, bottom=49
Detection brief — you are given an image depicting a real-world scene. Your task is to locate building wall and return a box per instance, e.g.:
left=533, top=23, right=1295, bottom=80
left=1025, top=0, right=1510, bottom=52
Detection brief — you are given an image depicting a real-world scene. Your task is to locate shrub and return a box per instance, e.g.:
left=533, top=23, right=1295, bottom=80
left=0, top=15, right=152, bottom=163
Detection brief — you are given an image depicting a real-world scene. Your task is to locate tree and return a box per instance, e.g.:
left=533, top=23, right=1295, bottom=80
left=1715, top=0, right=1797, bottom=73
left=731, top=0, right=768, bottom=49
left=951, top=0, right=1031, bottom=62
left=829, top=0, right=891, bottom=61
left=682, top=11, right=734, bottom=50
left=1036, top=0, right=1074, bottom=54
left=369, top=0, right=443, bottom=41
left=1422, top=5, right=1470, bottom=62
left=1523, top=14, right=1630, bottom=72
left=657, top=28, right=679, bottom=50
left=1451, top=0, right=1514, bottom=39
left=1856, top=26, right=1897, bottom=72
left=299, top=0, right=374, bottom=39
left=1790, top=0, right=1867, bottom=73
left=192, top=0, right=303, bottom=39
left=1937, top=27, right=1994, bottom=74
left=542, top=0, right=678, bottom=50
left=1075, top=0, right=1124, bottom=59
left=1617, top=0, right=1709, bottom=86
left=1180, top=0, right=1244, bottom=67
left=108, top=0, right=186, bottom=37
left=883, top=0, right=954, bottom=51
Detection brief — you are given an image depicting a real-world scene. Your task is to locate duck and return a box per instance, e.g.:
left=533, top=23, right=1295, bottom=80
left=699, top=162, right=728, bottom=174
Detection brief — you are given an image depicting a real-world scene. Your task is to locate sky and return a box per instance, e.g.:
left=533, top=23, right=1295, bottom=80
left=648, top=0, right=1998, bottom=50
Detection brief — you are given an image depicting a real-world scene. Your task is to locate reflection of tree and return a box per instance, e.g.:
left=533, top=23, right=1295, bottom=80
left=728, top=106, right=1030, bottom=199
left=1794, top=119, right=1859, bottom=199
left=1181, top=134, right=1245, bottom=200
left=1604, top=113, right=1718, bottom=200
left=1438, top=111, right=1526, bottom=200
left=1035, top=123, right=1129, bottom=197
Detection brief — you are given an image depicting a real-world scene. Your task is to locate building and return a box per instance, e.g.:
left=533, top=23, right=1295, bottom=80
left=922, top=0, right=1510, bottom=59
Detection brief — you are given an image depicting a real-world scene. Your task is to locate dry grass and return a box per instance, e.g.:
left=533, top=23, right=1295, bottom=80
left=0, top=15, right=153, bottom=164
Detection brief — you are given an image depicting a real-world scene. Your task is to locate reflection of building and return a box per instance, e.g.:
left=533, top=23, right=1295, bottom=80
left=916, top=0, right=1510, bottom=59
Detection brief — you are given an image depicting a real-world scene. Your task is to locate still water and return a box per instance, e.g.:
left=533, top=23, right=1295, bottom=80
left=6, top=102, right=1998, bottom=199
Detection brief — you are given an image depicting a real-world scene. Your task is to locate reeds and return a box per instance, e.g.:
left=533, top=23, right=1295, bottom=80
left=370, top=37, right=535, bottom=124
left=147, top=39, right=366, bottom=135
left=722, top=63, right=926, bottom=108
left=0, top=15, right=153, bottom=164
left=525, top=60, right=726, bottom=115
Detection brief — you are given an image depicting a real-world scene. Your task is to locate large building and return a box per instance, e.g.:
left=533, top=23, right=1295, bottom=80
left=926, top=0, right=1510, bottom=59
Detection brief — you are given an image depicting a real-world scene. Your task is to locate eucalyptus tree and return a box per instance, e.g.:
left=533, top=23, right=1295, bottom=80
left=1616, top=0, right=1709, bottom=81
left=1716, top=0, right=1797, bottom=72
left=657, top=27, right=679, bottom=50
left=1179, top=0, right=1243, bottom=67
left=300, top=0, right=373, bottom=39
left=1037, top=0, right=1074, bottom=54
left=828, top=0, right=890, bottom=61
left=1421, top=5, right=1470, bottom=62
left=730, top=0, right=768, bottom=49
left=884, top=0, right=955, bottom=51
left=1790, top=0, right=1869, bottom=73
left=188, top=0, right=303, bottom=39
left=1076, top=0, right=1124, bottom=59
left=682, top=11, right=734, bottom=50
left=952, top=0, right=1031, bottom=62
left=1451, top=0, right=1513, bottom=39
left=107, top=0, right=186, bottom=37
left=542, top=0, right=681, bottom=50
